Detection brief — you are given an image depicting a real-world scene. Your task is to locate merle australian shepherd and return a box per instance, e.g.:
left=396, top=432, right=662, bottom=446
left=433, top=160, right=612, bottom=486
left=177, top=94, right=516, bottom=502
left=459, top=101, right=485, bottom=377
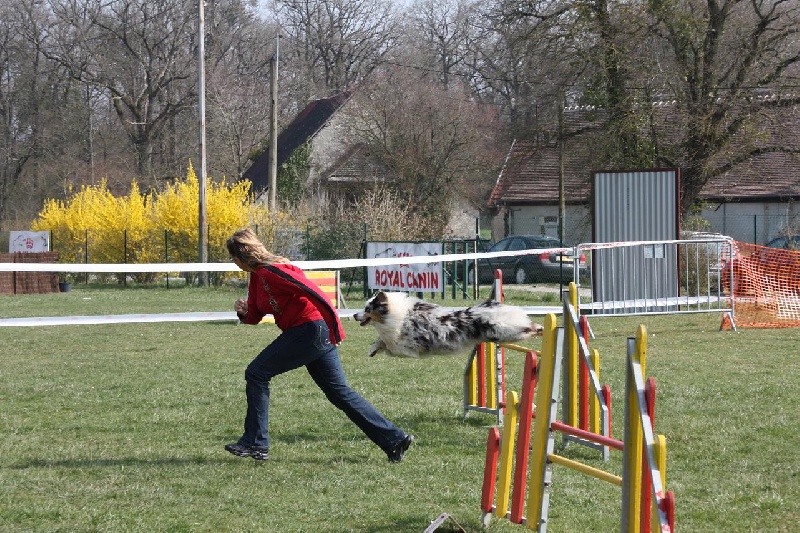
left=353, top=291, right=543, bottom=358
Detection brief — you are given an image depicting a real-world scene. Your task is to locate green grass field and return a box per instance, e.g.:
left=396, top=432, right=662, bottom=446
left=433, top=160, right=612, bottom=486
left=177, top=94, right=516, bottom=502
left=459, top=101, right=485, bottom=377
left=1, top=286, right=798, bottom=532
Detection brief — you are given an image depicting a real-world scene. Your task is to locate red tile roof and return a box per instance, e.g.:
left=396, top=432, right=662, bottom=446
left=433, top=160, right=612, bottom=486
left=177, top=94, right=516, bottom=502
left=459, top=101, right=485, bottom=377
left=489, top=101, right=800, bottom=206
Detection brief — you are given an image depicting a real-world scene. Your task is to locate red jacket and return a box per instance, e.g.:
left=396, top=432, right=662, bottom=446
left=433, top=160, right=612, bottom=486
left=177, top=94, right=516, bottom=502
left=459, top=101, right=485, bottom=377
left=239, top=264, right=345, bottom=344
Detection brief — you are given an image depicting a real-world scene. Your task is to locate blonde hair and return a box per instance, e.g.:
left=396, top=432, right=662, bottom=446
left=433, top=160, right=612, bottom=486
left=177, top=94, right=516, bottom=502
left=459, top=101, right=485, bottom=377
left=226, top=228, right=290, bottom=269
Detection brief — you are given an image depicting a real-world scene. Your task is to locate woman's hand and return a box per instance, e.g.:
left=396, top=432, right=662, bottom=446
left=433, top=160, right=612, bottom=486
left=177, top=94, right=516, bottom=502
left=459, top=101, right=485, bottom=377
left=234, top=298, right=248, bottom=316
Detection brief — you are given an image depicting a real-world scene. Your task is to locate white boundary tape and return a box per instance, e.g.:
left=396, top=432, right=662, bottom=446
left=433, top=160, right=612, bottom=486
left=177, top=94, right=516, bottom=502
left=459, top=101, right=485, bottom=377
left=0, top=306, right=560, bottom=327
left=0, top=312, right=240, bottom=327
left=0, top=248, right=566, bottom=273
left=0, top=237, right=723, bottom=273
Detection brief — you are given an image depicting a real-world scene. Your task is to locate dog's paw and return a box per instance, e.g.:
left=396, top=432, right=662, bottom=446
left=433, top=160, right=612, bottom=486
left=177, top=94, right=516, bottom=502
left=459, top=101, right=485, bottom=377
left=368, top=339, right=385, bottom=357
left=368, top=347, right=384, bottom=357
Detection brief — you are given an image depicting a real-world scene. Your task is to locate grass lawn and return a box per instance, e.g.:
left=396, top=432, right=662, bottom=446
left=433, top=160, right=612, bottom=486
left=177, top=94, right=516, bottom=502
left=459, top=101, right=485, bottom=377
left=1, top=286, right=798, bottom=532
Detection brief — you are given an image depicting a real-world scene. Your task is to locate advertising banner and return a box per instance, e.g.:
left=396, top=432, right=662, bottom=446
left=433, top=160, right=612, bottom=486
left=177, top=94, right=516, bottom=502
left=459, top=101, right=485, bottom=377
left=366, top=242, right=443, bottom=292
left=10, top=231, right=50, bottom=253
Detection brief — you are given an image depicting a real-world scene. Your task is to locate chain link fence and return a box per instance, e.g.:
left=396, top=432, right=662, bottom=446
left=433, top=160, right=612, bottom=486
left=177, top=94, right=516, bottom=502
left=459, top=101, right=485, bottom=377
left=702, top=213, right=800, bottom=245
left=0, top=225, right=487, bottom=296
left=3, top=213, right=796, bottom=291
left=0, top=226, right=316, bottom=287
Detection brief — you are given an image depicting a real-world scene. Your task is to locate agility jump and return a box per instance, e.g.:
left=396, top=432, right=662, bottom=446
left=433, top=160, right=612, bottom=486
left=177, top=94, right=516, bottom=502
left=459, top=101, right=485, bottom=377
left=462, top=271, right=545, bottom=425
left=464, top=279, right=614, bottom=455
left=480, top=314, right=675, bottom=532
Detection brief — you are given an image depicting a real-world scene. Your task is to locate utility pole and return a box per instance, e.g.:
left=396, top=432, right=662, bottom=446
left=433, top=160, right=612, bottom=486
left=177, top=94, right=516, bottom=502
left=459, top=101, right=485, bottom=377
left=558, top=90, right=565, bottom=246
left=87, top=88, right=95, bottom=184
left=197, top=0, right=208, bottom=285
left=268, top=34, right=280, bottom=212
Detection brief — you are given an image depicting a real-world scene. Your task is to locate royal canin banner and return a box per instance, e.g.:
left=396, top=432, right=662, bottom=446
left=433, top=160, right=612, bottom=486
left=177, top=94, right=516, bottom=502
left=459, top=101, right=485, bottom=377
left=366, top=242, right=443, bottom=292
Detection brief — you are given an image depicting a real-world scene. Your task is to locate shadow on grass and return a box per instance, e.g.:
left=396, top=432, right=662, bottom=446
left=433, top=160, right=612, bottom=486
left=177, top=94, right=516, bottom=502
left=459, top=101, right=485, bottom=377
left=398, top=409, right=496, bottom=431
left=8, top=455, right=228, bottom=470
left=9, top=453, right=387, bottom=469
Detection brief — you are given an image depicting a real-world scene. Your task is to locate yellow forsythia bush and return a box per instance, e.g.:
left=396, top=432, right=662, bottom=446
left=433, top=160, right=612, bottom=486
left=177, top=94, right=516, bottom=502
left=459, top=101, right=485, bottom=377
left=30, top=164, right=304, bottom=283
left=150, top=163, right=254, bottom=264
left=33, top=180, right=137, bottom=281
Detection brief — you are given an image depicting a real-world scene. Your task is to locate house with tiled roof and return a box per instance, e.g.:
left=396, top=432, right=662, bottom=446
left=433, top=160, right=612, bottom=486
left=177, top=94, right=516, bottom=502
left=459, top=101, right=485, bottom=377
left=241, top=91, right=354, bottom=195
left=241, top=90, right=481, bottom=237
left=488, top=101, right=800, bottom=245
left=241, top=90, right=400, bottom=208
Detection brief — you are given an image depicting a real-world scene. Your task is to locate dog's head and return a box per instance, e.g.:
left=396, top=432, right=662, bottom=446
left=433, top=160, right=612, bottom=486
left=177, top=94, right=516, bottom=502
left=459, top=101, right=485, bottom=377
left=353, top=291, right=390, bottom=327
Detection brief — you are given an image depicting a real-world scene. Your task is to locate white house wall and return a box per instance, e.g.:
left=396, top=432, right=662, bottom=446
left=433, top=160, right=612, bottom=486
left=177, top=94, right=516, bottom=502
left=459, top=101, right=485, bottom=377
left=498, top=205, right=591, bottom=245
left=307, top=111, right=350, bottom=203
left=444, top=198, right=481, bottom=239
left=701, top=201, right=800, bottom=244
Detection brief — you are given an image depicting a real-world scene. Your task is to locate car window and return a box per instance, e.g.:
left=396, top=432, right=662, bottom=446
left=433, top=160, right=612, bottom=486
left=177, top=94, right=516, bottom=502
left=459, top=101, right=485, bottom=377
left=490, top=239, right=511, bottom=252
left=491, top=236, right=562, bottom=252
left=507, top=238, right=527, bottom=251
left=528, top=237, right=559, bottom=249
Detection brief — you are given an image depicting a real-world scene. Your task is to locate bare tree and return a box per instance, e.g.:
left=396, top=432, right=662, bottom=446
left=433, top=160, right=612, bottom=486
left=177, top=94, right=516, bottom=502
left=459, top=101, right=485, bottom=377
left=407, top=0, right=477, bottom=89
left=0, top=2, right=35, bottom=226
left=271, top=0, right=403, bottom=96
left=489, top=0, right=800, bottom=214
left=46, top=0, right=198, bottom=182
left=482, top=0, right=658, bottom=158
left=0, top=0, right=85, bottom=226
left=345, top=66, right=506, bottom=232
left=649, top=0, right=800, bottom=213
left=206, top=46, right=275, bottom=178
left=463, top=0, right=575, bottom=136
left=194, top=0, right=279, bottom=179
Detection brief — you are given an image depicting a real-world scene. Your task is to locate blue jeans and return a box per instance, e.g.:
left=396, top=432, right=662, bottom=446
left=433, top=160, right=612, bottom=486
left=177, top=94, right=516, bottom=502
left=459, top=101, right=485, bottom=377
left=239, top=320, right=406, bottom=453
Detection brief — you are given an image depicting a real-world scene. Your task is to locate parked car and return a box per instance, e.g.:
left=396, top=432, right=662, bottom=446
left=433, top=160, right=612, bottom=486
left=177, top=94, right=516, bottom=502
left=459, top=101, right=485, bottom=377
left=765, top=235, right=800, bottom=250
left=467, top=235, right=587, bottom=284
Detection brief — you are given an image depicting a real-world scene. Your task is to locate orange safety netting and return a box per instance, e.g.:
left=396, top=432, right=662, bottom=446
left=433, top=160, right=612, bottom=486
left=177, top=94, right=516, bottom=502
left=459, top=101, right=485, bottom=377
left=723, top=241, right=800, bottom=328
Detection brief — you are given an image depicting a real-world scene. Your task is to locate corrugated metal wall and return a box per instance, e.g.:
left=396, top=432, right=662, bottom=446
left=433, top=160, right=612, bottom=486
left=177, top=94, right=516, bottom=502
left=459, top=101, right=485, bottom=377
left=591, top=170, right=680, bottom=312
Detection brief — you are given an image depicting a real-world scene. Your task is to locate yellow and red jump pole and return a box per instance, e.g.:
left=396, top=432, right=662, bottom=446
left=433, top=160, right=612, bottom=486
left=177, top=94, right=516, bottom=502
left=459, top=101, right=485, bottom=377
left=479, top=349, right=539, bottom=526
left=464, top=270, right=507, bottom=425
left=562, top=283, right=613, bottom=460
